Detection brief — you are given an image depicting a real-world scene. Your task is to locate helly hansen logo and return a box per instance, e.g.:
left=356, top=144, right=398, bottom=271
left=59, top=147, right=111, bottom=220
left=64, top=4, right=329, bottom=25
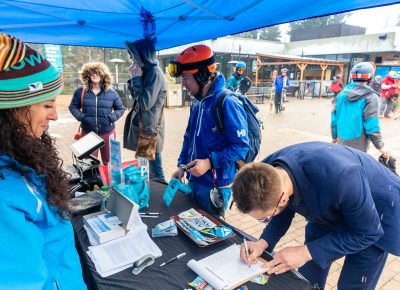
left=237, top=129, right=246, bottom=137
left=28, top=82, right=43, bottom=92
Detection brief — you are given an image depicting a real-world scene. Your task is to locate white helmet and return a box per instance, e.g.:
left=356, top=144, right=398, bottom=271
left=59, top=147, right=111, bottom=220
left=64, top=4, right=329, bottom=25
left=388, top=71, right=397, bottom=79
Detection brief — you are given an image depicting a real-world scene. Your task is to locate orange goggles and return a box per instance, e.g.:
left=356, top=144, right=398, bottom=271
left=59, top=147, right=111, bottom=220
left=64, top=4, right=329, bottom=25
left=168, top=55, right=216, bottom=78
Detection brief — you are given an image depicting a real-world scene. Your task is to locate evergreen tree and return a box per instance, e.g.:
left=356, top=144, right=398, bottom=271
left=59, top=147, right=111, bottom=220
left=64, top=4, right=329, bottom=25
left=289, top=12, right=351, bottom=38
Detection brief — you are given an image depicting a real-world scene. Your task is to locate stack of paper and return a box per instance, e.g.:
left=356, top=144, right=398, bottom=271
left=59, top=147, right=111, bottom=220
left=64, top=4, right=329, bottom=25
left=151, top=219, right=178, bottom=238
left=87, top=225, right=162, bottom=277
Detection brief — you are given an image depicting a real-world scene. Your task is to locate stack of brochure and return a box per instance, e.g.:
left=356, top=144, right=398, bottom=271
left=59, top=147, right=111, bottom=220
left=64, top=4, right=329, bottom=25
left=151, top=219, right=178, bottom=238
left=83, top=212, right=126, bottom=245
left=87, top=225, right=162, bottom=277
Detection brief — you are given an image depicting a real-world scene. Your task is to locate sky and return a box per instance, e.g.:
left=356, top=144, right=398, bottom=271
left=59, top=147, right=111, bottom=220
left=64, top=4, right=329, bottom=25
left=346, top=3, right=400, bottom=32
left=278, top=3, right=400, bottom=42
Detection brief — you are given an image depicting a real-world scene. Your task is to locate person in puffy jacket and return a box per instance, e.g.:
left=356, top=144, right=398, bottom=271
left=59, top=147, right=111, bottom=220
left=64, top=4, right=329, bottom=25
left=169, top=45, right=249, bottom=216
left=0, top=33, right=86, bottom=290
left=331, top=62, right=390, bottom=157
left=69, top=62, right=125, bottom=165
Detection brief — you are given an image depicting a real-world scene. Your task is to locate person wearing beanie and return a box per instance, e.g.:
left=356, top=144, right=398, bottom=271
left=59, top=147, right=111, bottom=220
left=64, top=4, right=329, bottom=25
left=69, top=62, right=125, bottom=165
left=0, top=34, right=86, bottom=289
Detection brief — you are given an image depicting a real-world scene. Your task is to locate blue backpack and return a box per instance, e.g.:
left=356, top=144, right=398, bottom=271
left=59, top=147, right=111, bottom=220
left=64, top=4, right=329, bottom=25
left=214, top=89, right=262, bottom=163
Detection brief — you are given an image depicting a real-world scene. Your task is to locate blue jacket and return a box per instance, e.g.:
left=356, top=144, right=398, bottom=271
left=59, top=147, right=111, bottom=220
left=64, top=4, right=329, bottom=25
left=331, top=82, right=383, bottom=152
left=178, top=73, right=250, bottom=187
left=0, top=155, right=86, bottom=290
left=260, top=142, right=400, bottom=269
left=226, top=72, right=244, bottom=92
left=69, top=86, right=125, bottom=134
left=275, top=75, right=290, bottom=93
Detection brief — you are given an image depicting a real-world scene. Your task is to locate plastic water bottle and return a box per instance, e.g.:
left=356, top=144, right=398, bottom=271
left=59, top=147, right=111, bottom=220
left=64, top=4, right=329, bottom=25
left=100, top=185, right=109, bottom=211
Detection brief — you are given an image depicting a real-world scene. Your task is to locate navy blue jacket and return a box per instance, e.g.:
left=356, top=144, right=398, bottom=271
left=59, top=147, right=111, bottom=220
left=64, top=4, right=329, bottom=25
left=69, top=87, right=125, bottom=134
left=260, top=142, right=400, bottom=269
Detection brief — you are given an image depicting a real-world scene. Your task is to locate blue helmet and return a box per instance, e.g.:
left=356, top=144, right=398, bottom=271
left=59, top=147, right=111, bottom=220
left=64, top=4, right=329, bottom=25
left=236, top=61, right=246, bottom=69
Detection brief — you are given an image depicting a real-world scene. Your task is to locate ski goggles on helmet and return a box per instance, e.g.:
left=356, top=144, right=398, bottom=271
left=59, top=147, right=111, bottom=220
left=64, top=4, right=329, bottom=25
left=168, top=55, right=216, bottom=78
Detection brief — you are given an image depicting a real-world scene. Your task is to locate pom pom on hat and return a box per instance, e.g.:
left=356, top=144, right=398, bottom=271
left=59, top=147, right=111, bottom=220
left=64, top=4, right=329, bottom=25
left=0, top=33, right=61, bottom=109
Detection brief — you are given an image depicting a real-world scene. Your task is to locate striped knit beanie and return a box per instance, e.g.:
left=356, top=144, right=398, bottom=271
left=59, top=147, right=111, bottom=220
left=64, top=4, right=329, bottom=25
left=0, top=33, right=61, bottom=109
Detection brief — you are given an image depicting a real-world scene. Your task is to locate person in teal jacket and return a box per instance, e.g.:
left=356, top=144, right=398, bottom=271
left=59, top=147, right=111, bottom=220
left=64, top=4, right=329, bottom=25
left=226, top=61, right=246, bottom=92
left=0, top=34, right=86, bottom=289
left=331, top=62, right=390, bottom=157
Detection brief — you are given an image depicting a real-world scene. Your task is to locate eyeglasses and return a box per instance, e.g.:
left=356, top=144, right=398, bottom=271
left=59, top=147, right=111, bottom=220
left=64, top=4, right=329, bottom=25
left=257, top=192, right=284, bottom=223
left=237, top=68, right=245, bottom=72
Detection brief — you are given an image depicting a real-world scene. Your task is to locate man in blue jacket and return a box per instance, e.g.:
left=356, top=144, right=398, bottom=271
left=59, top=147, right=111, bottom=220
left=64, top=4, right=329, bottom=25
left=169, top=45, right=249, bottom=215
left=274, top=68, right=290, bottom=113
left=232, top=141, right=400, bottom=290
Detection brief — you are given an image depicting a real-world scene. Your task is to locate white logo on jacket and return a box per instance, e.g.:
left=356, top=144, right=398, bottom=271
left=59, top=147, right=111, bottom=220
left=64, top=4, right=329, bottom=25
left=237, top=129, right=246, bottom=138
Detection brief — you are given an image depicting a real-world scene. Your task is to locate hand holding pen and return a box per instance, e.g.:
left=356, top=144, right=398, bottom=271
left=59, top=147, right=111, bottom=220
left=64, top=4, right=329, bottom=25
left=240, top=239, right=269, bottom=266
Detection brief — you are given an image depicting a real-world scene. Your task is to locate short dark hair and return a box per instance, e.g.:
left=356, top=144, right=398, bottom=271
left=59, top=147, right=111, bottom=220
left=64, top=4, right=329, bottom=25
left=232, top=162, right=282, bottom=213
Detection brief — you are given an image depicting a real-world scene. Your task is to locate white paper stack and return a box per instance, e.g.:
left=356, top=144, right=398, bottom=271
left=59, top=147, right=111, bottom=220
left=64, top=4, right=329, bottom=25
left=87, top=225, right=162, bottom=277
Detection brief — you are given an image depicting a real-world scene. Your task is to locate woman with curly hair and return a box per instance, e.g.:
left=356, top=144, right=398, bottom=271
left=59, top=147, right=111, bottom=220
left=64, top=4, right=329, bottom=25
left=0, top=34, right=86, bottom=289
left=69, top=62, right=125, bottom=165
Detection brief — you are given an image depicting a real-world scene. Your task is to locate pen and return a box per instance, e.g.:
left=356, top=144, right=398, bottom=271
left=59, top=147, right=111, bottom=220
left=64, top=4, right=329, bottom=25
left=139, top=212, right=162, bottom=215
left=243, top=238, right=250, bottom=268
left=160, top=252, right=186, bottom=267
left=139, top=215, right=159, bottom=218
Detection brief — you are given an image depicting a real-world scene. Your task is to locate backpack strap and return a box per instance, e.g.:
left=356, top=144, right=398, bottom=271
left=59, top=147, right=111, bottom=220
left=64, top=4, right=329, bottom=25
left=80, top=87, right=85, bottom=111
left=214, top=89, right=231, bottom=134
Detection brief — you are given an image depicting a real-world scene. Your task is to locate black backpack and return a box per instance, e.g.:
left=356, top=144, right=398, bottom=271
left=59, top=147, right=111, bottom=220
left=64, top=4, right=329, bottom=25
left=214, top=89, right=262, bottom=163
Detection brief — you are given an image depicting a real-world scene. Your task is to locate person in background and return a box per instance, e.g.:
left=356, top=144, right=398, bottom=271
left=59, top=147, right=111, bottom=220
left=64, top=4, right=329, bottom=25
left=232, top=142, right=400, bottom=290
left=226, top=61, right=246, bottom=92
left=331, top=62, right=390, bottom=157
left=380, top=71, right=398, bottom=118
left=169, top=45, right=249, bottom=216
left=0, top=33, right=86, bottom=289
left=69, top=62, right=125, bottom=165
left=369, top=75, right=382, bottom=95
left=274, top=68, right=290, bottom=113
left=330, top=74, right=343, bottom=101
left=124, top=39, right=167, bottom=181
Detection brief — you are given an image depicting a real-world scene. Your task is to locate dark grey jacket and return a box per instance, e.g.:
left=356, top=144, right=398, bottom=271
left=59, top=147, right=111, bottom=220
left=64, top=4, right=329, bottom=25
left=123, top=39, right=167, bottom=152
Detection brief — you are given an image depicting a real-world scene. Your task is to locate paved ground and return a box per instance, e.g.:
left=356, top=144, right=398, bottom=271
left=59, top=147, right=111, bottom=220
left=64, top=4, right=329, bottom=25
left=51, top=95, right=400, bottom=290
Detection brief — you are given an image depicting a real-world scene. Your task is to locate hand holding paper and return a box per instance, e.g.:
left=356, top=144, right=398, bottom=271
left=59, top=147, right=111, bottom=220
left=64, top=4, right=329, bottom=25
left=264, top=245, right=312, bottom=275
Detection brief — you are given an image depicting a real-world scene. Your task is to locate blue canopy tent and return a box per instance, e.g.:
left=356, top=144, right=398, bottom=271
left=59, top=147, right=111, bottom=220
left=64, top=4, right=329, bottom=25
left=1, top=0, right=399, bottom=49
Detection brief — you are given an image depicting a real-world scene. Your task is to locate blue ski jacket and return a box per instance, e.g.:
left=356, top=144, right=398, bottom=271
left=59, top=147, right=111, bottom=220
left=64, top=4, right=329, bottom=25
left=177, top=73, right=250, bottom=187
left=0, top=155, right=86, bottom=290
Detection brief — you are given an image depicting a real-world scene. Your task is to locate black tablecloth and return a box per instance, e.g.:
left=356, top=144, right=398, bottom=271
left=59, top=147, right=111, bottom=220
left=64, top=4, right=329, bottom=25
left=72, top=180, right=315, bottom=290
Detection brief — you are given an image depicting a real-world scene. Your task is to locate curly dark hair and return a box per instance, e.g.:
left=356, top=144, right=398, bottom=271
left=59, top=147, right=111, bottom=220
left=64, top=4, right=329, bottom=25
left=232, top=162, right=282, bottom=213
left=0, top=108, right=70, bottom=219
